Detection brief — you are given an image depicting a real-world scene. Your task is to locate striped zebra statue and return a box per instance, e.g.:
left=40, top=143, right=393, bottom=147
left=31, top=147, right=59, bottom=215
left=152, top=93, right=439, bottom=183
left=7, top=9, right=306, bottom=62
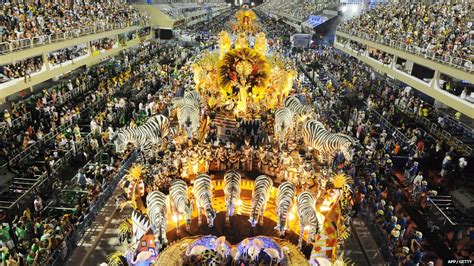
left=171, top=91, right=201, bottom=140
left=284, top=95, right=316, bottom=126
left=146, top=191, right=169, bottom=248
left=302, top=120, right=356, bottom=164
left=249, top=175, right=273, bottom=227
left=274, top=181, right=296, bottom=237
left=223, top=170, right=242, bottom=226
left=171, top=89, right=202, bottom=109
left=296, top=191, right=320, bottom=248
left=193, top=174, right=216, bottom=227
left=274, top=107, right=294, bottom=146
left=146, top=114, right=170, bottom=138
left=115, top=114, right=170, bottom=157
left=169, top=179, right=194, bottom=233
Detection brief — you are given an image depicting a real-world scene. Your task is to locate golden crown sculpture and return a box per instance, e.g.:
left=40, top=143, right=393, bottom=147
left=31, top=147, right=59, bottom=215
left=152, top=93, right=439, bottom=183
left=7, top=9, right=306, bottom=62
left=231, top=10, right=260, bottom=34
left=192, top=11, right=296, bottom=118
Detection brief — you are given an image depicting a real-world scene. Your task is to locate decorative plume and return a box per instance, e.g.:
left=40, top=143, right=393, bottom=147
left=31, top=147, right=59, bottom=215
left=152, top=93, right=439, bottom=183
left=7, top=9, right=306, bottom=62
left=127, top=164, right=144, bottom=182
left=332, top=173, right=352, bottom=189
left=107, top=250, right=126, bottom=266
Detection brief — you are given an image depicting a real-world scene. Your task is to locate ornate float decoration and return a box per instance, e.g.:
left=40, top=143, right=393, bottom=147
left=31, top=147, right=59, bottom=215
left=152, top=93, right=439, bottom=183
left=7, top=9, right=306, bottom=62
left=192, top=12, right=297, bottom=119
left=107, top=7, right=356, bottom=266
left=231, top=9, right=260, bottom=34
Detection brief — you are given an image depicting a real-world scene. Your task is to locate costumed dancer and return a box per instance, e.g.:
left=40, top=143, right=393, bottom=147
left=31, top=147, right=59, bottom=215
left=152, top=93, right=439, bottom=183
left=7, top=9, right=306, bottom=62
left=241, top=138, right=253, bottom=172
left=216, top=142, right=227, bottom=171
left=279, top=150, right=293, bottom=182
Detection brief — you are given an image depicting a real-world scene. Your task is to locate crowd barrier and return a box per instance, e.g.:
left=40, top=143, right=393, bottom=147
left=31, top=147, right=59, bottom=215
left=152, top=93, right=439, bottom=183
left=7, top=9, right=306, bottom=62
left=50, top=150, right=138, bottom=266
left=339, top=29, right=473, bottom=73
left=358, top=211, right=397, bottom=264
left=1, top=83, right=88, bottom=131
left=0, top=113, right=32, bottom=136
left=0, top=131, right=92, bottom=212
left=8, top=119, right=74, bottom=166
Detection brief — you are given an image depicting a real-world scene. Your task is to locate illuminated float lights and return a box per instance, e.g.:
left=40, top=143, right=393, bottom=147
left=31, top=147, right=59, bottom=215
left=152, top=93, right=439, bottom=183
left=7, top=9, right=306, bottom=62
left=114, top=167, right=353, bottom=265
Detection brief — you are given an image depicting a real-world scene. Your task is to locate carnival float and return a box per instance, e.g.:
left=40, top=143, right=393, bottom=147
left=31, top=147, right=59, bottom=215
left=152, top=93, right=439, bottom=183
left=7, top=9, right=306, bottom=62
left=108, top=8, right=355, bottom=266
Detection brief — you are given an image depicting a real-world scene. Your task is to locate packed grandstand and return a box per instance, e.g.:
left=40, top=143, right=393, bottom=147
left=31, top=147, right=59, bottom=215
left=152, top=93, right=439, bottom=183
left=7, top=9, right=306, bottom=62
left=0, top=1, right=472, bottom=266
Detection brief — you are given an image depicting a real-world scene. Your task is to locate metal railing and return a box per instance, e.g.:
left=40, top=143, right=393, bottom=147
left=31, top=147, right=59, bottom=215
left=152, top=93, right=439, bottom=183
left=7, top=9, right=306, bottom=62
left=365, top=106, right=415, bottom=153
left=400, top=107, right=473, bottom=156
left=338, top=29, right=473, bottom=73
left=50, top=150, right=138, bottom=266
left=0, top=84, right=91, bottom=168
left=8, top=119, right=74, bottom=166
left=1, top=84, right=88, bottom=130
left=0, top=21, right=146, bottom=55
left=1, top=131, right=92, bottom=213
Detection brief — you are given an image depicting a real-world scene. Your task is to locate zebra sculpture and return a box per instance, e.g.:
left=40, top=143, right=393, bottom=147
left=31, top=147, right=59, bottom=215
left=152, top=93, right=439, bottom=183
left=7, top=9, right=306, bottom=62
left=146, top=114, right=170, bottom=138
left=178, top=104, right=201, bottom=140
left=296, top=191, right=320, bottom=248
left=284, top=95, right=316, bottom=126
left=172, top=90, right=201, bottom=109
left=169, top=179, right=194, bottom=233
left=193, top=174, right=216, bottom=227
left=223, top=170, right=242, bottom=226
left=274, top=107, right=294, bottom=145
left=167, top=126, right=179, bottom=142
left=249, top=175, right=273, bottom=227
left=172, top=91, right=201, bottom=139
left=146, top=190, right=169, bottom=248
left=274, top=181, right=296, bottom=237
left=302, top=120, right=356, bottom=163
left=115, top=114, right=170, bottom=157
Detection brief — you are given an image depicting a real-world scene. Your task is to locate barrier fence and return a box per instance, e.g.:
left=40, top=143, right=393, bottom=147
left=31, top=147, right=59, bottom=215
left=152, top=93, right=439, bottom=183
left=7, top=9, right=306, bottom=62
left=0, top=131, right=92, bottom=213
left=50, top=150, right=138, bottom=266
left=399, top=106, right=473, bottom=156
left=8, top=119, right=74, bottom=167
left=338, top=29, right=473, bottom=73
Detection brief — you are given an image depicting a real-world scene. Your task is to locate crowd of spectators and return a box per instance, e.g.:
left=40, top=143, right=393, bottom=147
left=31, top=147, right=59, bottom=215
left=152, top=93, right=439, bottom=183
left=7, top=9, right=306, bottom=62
left=160, top=3, right=227, bottom=20
left=255, top=10, right=294, bottom=45
left=0, top=56, right=43, bottom=83
left=48, top=45, right=89, bottom=66
left=164, top=6, right=204, bottom=19
left=0, top=6, right=471, bottom=265
left=342, top=37, right=474, bottom=105
left=0, top=40, right=194, bottom=265
left=91, top=38, right=117, bottom=52
left=298, top=44, right=473, bottom=262
left=339, top=3, right=472, bottom=64
left=0, top=0, right=148, bottom=46
left=257, top=0, right=336, bottom=21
